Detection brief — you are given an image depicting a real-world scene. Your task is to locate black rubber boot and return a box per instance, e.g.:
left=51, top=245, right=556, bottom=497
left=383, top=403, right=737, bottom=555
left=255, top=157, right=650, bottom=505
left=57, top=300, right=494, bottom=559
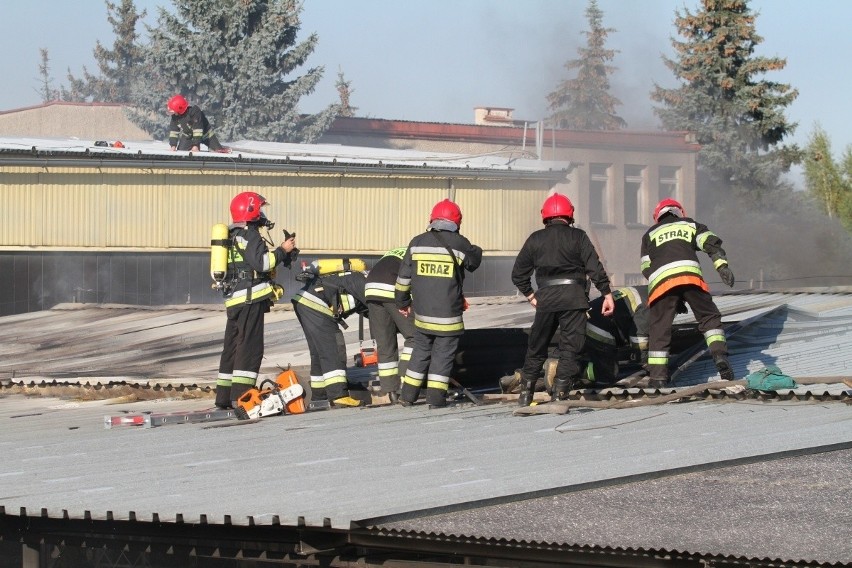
left=714, top=356, right=734, bottom=381
left=551, top=378, right=574, bottom=401
left=518, top=377, right=538, bottom=407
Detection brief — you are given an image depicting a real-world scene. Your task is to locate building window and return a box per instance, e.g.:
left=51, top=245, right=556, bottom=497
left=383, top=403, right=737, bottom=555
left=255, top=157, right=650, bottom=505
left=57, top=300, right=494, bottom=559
left=589, top=163, right=610, bottom=224
left=659, top=166, right=680, bottom=202
left=624, top=165, right=645, bottom=225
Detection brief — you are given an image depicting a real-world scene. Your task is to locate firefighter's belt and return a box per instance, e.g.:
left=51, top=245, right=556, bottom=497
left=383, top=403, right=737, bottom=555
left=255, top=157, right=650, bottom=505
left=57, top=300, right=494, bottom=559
left=537, top=277, right=581, bottom=288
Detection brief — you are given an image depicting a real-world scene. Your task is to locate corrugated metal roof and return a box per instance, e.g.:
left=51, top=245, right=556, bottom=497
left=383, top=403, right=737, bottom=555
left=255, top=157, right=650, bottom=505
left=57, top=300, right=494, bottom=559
left=673, top=289, right=852, bottom=385
left=1, top=290, right=850, bottom=565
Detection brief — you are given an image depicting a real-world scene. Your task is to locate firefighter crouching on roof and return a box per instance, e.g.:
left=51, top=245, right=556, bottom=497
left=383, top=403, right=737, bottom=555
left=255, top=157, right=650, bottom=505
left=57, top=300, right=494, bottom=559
left=582, top=286, right=649, bottom=387
left=215, top=192, right=297, bottom=409
left=395, top=199, right=482, bottom=408
left=365, top=247, right=415, bottom=403
left=512, top=193, right=614, bottom=406
left=292, top=260, right=370, bottom=408
left=641, top=198, right=735, bottom=388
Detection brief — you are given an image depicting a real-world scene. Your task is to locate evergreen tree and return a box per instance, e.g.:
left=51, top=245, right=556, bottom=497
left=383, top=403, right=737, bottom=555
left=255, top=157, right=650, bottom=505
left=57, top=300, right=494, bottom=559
left=63, top=0, right=147, bottom=103
left=335, top=68, right=357, bottom=118
left=547, top=0, right=625, bottom=130
left=127, top=0, right=338, bottom=143
left=651, top=0, right=797, bottom=199
left=803, top=125, right=852, bottom=230
left=36, top=48, right=60, bottom=102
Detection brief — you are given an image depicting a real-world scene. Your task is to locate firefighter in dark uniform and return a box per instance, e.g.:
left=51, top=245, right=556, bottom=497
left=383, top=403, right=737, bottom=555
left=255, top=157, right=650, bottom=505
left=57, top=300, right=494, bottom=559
left=395, top=200, right=482, bottom=407
left=512, top=193, right=614, bottom=406
left=293, top=261, right=369, bottom=407
left=216, top=191, right=297, bottom=408
left=365, top=247, right=415, bottom=401
left=582, top=286, right=649, bottom=386
left=167, top=94, right=229, bottom=153
left=641, top=198, right=735, bottom=388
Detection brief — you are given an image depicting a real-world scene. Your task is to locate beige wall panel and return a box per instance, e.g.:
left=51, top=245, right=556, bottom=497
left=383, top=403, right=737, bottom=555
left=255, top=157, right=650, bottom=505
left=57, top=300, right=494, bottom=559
left=499, top=186, right=552, bottom=251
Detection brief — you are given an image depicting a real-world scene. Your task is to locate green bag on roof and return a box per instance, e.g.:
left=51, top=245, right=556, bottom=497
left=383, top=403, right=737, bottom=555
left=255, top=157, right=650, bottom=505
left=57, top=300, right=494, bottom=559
left=745, top=365, right=798, bottom=391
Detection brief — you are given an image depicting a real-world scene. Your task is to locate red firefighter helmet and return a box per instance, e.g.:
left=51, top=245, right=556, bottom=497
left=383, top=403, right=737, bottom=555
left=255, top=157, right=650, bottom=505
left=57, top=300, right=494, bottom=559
left=653, top=198, right=685, bottom=222
left=541, top=193, right=574, bottom=221
left=230, top=192, right=268, bottom=223
left=430, top=199, right=463, bottom=226
left=167, top=94, right=189, bottom=115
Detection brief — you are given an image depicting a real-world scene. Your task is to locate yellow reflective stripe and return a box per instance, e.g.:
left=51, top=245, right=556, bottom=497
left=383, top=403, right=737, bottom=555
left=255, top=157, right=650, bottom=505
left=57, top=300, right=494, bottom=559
left=696, top=230, right=717, bottom=250
left=412, top=252, right=453, bottom=262
left=704, top=328, right=726, bottom=345
left=649, top=220, right=697, bottom=242
left=378, top=367, right=398, bottom=377
left=340, top=294, right=356, bottom=312
left=648, top=261, right=702, bottom=289
left=648, top=350, right=668, bottom=365
left=615, top=287, right=642, bottom=312
left=586, top=323, right=616, bottom=345
left=310, top=375, right=327, bottom=389
left=403, top=375, right=424, bottom=387
left=231, top=373, right=257, bottom=386
left=192, top=127, right=204, bottom=138
left=224, top=283, right=276, bottom=307
left=365, top=282, right=395, bottom=300
left=713, top=258, right=728, bottom=269
left=383, top=247, right=407, bottom=259
left=426, top=379, right=450, bottom=392
left=640, top=255, right=651, bottom=272
left=293, top=291, right=334, bottom=316
left=416, top=320, right=464, bottom=332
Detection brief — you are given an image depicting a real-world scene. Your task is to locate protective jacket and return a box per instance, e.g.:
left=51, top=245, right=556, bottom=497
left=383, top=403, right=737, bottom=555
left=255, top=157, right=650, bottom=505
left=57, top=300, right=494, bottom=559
left=223, top=223, right=291, bottom=308
left=395, top=229, right=482, bottom=336
left=640, top=214, right=729, bottom=306
left=511, top=221, right=612, bottom=310
left=365, top=247, right=407, bottom=303
left=293, top=271, right=368, bottom=321
left=168, top=106, right=219, bottom=149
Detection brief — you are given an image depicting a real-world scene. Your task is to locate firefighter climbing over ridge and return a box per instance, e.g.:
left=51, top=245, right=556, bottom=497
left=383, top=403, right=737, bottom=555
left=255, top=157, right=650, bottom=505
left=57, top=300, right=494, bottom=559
left=640, top=198, right=735, bottom=388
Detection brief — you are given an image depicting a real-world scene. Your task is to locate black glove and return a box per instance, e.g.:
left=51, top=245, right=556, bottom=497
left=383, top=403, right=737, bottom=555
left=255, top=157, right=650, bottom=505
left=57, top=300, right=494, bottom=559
left=676, top=299, right=688, bottom=314
left=717, top=265, right=735, bottom=288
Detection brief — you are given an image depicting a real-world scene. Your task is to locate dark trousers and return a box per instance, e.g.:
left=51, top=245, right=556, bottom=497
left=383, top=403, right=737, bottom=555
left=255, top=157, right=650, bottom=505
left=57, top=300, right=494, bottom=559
left=401, top=330, right=459, bottom=406
left=522, top=309, right=587, bottom=387
left=176, top=132, right=223, bottom=151
left=648, top=286, right=727, bottom=381
left=217, top=301, right=267, bottom=406
left=367, top=301, right=415, bottom=394
left=293, top=303, right=349, bottom=401
left=583, top=340, right=619, bottom=385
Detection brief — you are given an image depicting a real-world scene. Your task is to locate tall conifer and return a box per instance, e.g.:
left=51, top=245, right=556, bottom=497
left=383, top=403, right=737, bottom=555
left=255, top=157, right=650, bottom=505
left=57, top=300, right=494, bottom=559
left=651, top=0, right=797, bottom=197
left=64, top=0, right=147, bottom=103
left=547, top=0, right=625, bottom=130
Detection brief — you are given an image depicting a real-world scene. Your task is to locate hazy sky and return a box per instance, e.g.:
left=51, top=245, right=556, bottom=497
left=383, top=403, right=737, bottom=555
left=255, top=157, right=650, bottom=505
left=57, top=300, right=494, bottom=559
left=2, top=0, right=850, bottom=162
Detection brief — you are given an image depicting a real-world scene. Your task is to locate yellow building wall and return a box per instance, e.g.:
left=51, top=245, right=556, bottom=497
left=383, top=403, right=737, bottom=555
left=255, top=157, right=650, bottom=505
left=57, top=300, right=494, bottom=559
left=0, top=166, right=557, bottom=254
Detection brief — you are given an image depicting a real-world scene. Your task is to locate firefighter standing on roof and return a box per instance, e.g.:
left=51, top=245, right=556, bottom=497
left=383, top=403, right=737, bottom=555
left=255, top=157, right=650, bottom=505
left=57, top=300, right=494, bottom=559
left=582, top=286, right=649, bottom=387
left=512, top=193, right=614, bottom=406
left=395, top=200, right=482, bottom=408
left=641, top=198, right=735, bottom=388
left=292, top=261, right=369, bottom=408
left=216, top=192, right=297, bottom=409
left=365, top=247, right=415, bottom=401
left=167, top=94, right=229, bottom=153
